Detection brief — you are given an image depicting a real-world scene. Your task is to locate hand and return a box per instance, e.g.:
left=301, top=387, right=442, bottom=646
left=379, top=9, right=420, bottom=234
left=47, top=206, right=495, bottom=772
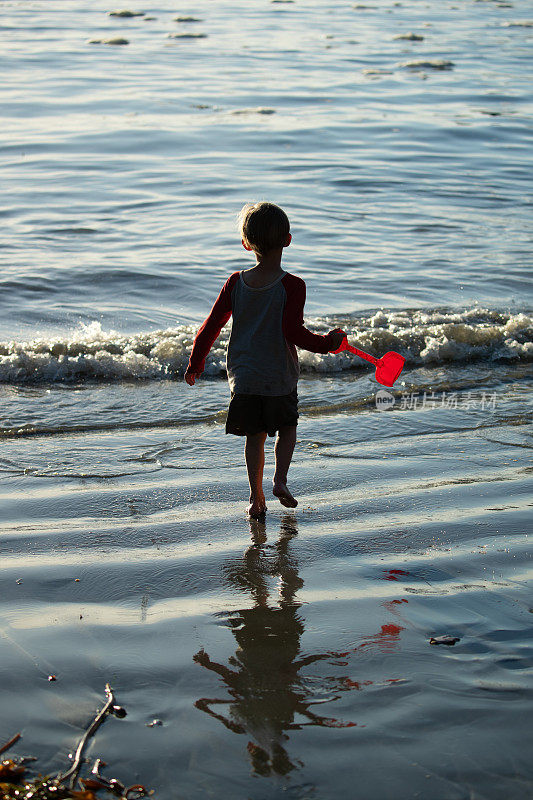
left=326, top=328, right=346, bottom=352
left=193, top=648, right=210, bottom=666
left=184, top=367, right=200, bottom=386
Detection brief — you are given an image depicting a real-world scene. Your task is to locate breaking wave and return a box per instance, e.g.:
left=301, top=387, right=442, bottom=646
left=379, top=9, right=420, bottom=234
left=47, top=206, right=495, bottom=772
left=0, top=308, right=531, bottom=384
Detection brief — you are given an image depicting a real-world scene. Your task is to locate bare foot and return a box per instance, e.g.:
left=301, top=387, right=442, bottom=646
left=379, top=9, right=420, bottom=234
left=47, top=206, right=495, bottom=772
left=247, top=495, right=267, bottom=518
left=272, top=481, right=298, bottom=508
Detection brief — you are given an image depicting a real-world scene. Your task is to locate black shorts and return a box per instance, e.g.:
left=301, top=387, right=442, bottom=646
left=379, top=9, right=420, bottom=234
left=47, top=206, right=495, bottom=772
left=225, top=389, right=298, bottom=438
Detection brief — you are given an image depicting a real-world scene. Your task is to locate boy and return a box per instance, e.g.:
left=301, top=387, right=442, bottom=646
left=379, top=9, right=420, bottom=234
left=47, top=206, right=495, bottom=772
left=185, top=202, right=345, bottom=518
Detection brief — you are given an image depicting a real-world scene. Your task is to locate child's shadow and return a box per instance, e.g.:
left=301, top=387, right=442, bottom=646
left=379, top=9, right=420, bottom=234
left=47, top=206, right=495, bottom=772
left=193, top=514, right=353, bottom=777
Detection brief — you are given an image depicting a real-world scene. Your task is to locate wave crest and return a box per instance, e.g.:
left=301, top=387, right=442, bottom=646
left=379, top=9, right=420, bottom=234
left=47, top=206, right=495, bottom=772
left=0, top=309, right=531, bottom=384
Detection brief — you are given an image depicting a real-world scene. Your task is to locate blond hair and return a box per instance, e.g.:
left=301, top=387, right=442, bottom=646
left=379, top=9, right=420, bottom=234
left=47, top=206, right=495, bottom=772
left=238, top=202, right=290, bottom=256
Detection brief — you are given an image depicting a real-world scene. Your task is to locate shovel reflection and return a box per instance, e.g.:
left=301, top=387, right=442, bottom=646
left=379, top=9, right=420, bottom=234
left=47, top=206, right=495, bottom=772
left=193, top=515, right=355, bottom=777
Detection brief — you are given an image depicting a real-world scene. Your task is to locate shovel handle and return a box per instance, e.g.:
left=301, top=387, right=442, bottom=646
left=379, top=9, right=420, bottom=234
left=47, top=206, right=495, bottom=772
left=333, top=336, right=380, bottom=366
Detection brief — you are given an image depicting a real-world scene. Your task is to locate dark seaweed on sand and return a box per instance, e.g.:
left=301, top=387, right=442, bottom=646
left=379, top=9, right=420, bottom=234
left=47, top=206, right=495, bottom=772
left=0, top=685, right=152, bottom=800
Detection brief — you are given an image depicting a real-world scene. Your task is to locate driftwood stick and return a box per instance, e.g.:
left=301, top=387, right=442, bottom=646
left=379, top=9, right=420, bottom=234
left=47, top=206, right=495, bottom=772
left=58, top=683, right=121, bottom=789
left=0, top=732, right=22, bottom=756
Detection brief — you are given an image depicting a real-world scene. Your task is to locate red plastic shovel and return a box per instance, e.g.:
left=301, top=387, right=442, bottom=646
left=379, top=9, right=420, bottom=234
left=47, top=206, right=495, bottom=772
left=333, top=336, right=405, bottom=387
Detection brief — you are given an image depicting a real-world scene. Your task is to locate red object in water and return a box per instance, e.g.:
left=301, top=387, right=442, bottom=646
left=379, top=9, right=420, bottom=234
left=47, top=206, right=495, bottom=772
left=333, top=335, right=405, bottom=387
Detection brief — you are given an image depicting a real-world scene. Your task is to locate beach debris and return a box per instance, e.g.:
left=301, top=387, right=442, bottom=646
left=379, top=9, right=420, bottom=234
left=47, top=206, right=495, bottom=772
left=429, top=635, right=460, bottom=646
left=87, top=37, right=130, bottom=45
left=0, top=733, right=22, bottom=757
left=146, top=719, right=163, bottom=727
left=0, top=684, right=151, bottom=799
left=108, top=9, right=145, bottom=16
left=0, top=759, right=26, bottom=782
left=393, top=32, right=424, bottom=40
left=399, top=59, right=454, bottom=70
left=58, top=684, right=127, bottom=789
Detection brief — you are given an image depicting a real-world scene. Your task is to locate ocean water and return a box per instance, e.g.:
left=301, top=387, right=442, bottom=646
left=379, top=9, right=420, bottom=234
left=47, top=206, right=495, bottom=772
left=1, top=1, right=532, bottom=798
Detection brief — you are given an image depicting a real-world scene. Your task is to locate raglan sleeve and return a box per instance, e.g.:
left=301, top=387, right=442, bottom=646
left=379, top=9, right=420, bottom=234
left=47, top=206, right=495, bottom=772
left=187, top=273, right=238, bottom=374
left=282, top=275, right=336, bottom=354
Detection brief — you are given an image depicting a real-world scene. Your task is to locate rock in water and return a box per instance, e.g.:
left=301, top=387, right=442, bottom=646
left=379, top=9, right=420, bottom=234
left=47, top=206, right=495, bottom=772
left=393, top=32, right=424, bottom=40
left=108, top=9, right=145, bottom=16
left=167, top=32, right=208, bottom=39
left=399, top=59, right=454, bottom=69
left=503, top=20, right=533, bottom=27
left=87, top=37, right=130, bottom=45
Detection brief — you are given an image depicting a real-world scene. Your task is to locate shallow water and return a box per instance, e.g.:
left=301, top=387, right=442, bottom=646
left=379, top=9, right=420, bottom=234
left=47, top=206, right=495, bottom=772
left=1, top=0, right=532, bottom=797
left=1, top=407, right=532, bottom=798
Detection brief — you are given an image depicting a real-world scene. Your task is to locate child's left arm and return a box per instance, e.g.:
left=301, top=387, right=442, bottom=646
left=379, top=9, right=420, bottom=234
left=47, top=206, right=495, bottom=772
left=282, top=274, right=344, bottom=353
left=185, top=272, right=240, bottom=385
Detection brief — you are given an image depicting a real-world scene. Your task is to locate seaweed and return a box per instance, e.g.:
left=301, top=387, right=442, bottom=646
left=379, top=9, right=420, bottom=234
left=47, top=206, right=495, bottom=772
left=0, top=685, right=152, bottom=800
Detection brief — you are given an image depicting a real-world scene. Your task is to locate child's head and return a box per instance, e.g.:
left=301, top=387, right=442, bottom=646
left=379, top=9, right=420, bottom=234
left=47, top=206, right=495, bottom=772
left=238, top=202, right=291, bottom=257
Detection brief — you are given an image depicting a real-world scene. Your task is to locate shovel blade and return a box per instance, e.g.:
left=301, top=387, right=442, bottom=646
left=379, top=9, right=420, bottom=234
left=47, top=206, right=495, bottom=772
left=375, top=351, right=405, bottom=387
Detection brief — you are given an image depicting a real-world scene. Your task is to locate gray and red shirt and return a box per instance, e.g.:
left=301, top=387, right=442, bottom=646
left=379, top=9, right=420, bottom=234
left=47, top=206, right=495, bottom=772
left=188, top=270, right=336, bottom=396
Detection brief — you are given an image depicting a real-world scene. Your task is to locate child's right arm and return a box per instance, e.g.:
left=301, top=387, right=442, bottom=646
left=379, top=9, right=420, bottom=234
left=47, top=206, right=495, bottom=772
left=185, top=272, right=240, bottom=385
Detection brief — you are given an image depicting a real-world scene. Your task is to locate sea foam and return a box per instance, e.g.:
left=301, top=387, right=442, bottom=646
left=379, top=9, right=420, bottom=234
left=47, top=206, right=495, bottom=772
left=0, top=309, right=530, bottom=384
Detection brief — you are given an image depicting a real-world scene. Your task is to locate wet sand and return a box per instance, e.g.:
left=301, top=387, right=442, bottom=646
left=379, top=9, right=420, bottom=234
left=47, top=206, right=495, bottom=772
left=1, top=404, right=531, bottom=798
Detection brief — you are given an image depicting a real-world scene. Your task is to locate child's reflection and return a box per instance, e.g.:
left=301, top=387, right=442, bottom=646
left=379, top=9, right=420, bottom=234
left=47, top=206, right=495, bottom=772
left=193, top=515, right=354, bottom=776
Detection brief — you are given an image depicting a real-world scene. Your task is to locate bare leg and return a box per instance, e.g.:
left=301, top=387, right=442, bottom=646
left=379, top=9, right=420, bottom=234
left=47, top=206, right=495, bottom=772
left=273, top=425, right=298, bottom=508
left=245, top=431, right=268, bottom=517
